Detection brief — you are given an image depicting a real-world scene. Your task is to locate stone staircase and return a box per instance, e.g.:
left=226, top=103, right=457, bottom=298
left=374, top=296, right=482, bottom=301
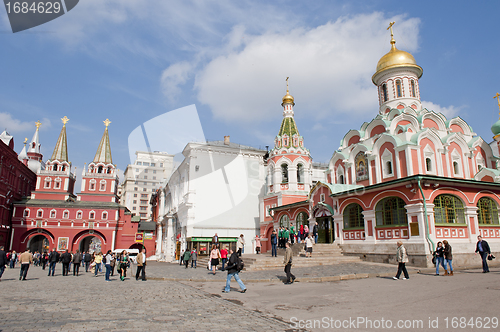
left=242, top=243, right=361, bottom=271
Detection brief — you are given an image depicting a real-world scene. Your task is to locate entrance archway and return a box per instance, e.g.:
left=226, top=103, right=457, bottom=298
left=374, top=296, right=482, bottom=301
left=80, top=236, right=102, bottom=254
left=129, top=243, right=145, bottom=251
left=317, top=217, right=334, bottom=243
left=28, top=235, right=50, bottom=253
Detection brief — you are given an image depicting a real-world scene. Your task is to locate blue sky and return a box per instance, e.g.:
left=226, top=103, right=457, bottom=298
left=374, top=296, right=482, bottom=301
left=1, top=1, right=499, bottom=187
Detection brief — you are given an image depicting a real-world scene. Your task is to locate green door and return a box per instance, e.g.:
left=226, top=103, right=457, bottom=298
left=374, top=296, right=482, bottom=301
left=317, top=217, right=333, bottom=243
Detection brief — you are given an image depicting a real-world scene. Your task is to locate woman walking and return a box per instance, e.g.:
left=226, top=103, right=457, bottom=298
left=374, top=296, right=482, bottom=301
left=94, top=252, right=103, bottom=277
left=393, top=241, right=409, bottom=280
left=118, top=250, right=130, bottom=281
left=255, top=235, right=261, bottom=254
left=433, top=241, right=445, bottom=275
left=237, top=234, right=245, bottom=257
left=209, top=245, right=221, bottom=275
left=443, top=240, right=453, bottom=276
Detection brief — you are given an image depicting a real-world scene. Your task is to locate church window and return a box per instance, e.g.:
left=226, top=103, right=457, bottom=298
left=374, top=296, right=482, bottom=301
left=295, top=212, right=308, bottom=230
left=44, top=178, right=51, bottom=189
left=381, top=150, right=394, bottom=178
left=24, top=209, right=29, bottom=217
left=76, top=211, right=82, bottom=219
left=320, top=194, right=325, bottom=202
left=63, top=211, right=69, bottom=219
left=107, top=168, right=111, bottom=174
left=54, top=179, right=61, bottom=189
left=426, top=158, right=432, bottom=172
left=61, top=165, right=66, bottom=171
left=382, top=84, right=388, bottom=102
left=90, top=183, right=95, bottom=191
left=37, top=210, right=43, bottom=218
left=100, top=180, right=106, bottom=191
left=453, top=161, right=459, bottom=175
left=477, top=197, right=499, bottom=225
left=339, top=175, right=344, bottom=184
left=98, top=166, right=103, bottom=173
left=343, top=203, right=364, bottom=229
left=279, top=214, right=290, bottom=229
left=50, top=210, right=56, bottom=218
left=434, top=194, right=465, bottom=224
left=281, top=164, right=289, bottom=183
left=396, top=80, right=402, bottom=98
left=102, top=212, right=108, bottom=220
left=297, top=164, right=304, bottom=183
left=411, top=80, right=416, bottom=97
left=89, top=212, right=95, bottom=219
left=375, top=197, right=407, bottom=226
left=386, top=161, right=393, bottom=176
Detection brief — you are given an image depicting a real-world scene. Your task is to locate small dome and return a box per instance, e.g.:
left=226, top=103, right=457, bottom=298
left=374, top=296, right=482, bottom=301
left=282, top=91, right=295, bottom=106
left=372, top=41, right=422, bottom=84
left=491, top=119, right=500, bottom=136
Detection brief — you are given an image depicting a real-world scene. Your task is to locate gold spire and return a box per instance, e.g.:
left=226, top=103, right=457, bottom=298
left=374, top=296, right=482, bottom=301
left=494, top=93, right=500, bottom=119
left=61, top=116, right=69, bottom=126
left=50, top=117, right=69, bottom=162
left=35, top=120, right=42, bottom=130
left=93, top=119, right=113, bottom=164
left=24, top=137, right=28, bottom=145
left=281, top=77, right=295, bottom=106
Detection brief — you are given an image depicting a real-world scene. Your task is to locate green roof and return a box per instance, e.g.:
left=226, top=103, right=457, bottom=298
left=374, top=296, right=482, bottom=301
left=278, top=117, right=299, bottom=137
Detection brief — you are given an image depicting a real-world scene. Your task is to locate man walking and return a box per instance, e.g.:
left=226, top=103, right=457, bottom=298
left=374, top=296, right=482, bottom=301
left=271, top=230, right=278, bottom=257
left=136, top=248, right=147, bottom=281
left=222, top=249, right=246, bottom=293
left=60, top=250, right=72, bottom=276
left=48, top=248, right=60, bottom=276
left=475, top=236, right=491, bottom=273
left=0, top=246, right=8, bottom=281
left=283, top=242, right=295, bottom=285
left=104, top=250, right=113, bottom=281
left=312, top=223, right=318, bottom=244
left=72, top=250, right=82, bottom=276
left=9, top=250, right=17, bottom=269
left=19, top=248, right=33, bottom=281
left=84, top=251, right=91, bottom=272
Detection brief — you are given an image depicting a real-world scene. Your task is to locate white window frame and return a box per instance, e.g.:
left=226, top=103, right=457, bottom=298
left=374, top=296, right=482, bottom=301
left=76, top=210, right=83, bottom=219
left=24, top=209, right=30, bottom=217
left=89, top=179, right=96, bottom=191
left=451, top=150, right=463, bottom=177
left=99, top=180, right=106, bottom=192
left=320, top=193, right=326, bottom=202
left=89, top=210, right=96, bottom=220
left=336, top=165, right=345, bottom=184
left=49, top=209, right=57, bottom=219
left=424, top=145, right=436, bottom=175
left=44, top=177, right=51, bottom=189
left=63, top=210, right=70, bottom=219
left=102, top=211, right=108, bottom=220
left=37, top=209, right=43, bottom=218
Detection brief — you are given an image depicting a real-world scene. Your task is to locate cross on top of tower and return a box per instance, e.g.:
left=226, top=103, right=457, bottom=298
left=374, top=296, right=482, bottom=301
left=61, top=116, right=69, bottom=126
left=494, top=92, right=500, bottom=119
left=103, top=119, right=111, bottom=128
left=35, top=120, right=42, bottom=129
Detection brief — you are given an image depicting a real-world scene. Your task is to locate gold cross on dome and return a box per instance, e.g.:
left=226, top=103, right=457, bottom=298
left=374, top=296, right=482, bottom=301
left=61, top=116, right=69, bottom=126
left=387, top=21, right=396, bottom=46
left=35, top=120, right=42, bottom=129
left=286, top=77, right=289, bottom=92
left=494, top=93, right=500, bottom=118
left=103, top=119, right=111, bottom=127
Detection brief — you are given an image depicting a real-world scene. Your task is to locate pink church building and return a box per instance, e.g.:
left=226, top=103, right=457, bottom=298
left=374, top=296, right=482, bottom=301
left=261, top=25, right=500, bottom=267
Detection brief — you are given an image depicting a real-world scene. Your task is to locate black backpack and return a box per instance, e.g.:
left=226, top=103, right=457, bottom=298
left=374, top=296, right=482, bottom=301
left=236, top=256, right=244, bottom=272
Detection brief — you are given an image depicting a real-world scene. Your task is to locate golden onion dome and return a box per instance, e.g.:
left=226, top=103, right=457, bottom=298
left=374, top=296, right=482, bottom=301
left=282, top=77, right=295, bottom=106
left=372, top=23, right=423, bottom=84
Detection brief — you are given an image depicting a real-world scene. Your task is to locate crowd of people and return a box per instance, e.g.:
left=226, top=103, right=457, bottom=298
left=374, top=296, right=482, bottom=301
left=0, top=246, right=148, bottom=282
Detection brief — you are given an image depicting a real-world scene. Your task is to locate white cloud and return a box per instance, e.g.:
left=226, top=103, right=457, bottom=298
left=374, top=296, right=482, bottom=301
left=421, top=101, right=461, bottom=118
left=161, top=61, right=195, bottom=102
left=0, top=112, right=48, bottom=133
left=193, top=12, right=421, bottom=122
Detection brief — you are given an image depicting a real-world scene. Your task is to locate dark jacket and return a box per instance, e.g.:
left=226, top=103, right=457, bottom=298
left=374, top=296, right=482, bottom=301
left=271, top=233, right=277, bottom=245
left=225, top=252, right=240, bottom=273
left=61, top=252, right=72, bottom=264
left=48, top=251, right=60, bottom=263
left=72, top=253, right=82, bottom=264
left=0, top=249, right=7, bottom=267
left=433, top=246, right=444, bottom=258
left=475, top=240, right=491, bottom=254
left=444, top=244, right=452, bottom=260
left=84, top=253, right=92, bottom=262
left=312, top=224, right=318, bottom=236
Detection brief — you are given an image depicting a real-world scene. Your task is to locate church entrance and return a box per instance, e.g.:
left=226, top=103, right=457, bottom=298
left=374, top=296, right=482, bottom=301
left=28, top=235, right=49, bottom=253
left=80, top=236, right=102, bottom=253
left=316, top=217, right=334, bottom=243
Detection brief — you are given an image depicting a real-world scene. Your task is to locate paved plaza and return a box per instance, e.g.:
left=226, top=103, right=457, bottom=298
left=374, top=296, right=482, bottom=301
left=0, top=261, right=499, bottom=331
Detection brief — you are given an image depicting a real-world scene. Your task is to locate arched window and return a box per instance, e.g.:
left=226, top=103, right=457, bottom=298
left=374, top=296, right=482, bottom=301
left=477, top=197, right=499, bottom=225
left=339, top=175, right=344, bottom=184
left=44, top=178, right=51, bottom=189
left=279, top=214, right=290, bottom=228
left=98, top=166, right=103, bottom=173
left=100, top=180, right=106, bottom=191
left=382, top=84, right=388, bottom=102
left=297, top=164, right=304, bottom=183
left=433, top=195, right=465, bottom=224
left=386, top=161, right=392, bottom=175
left=411, top=80, right=416, bottom=97
left=343, top=203, right=364, bottom=229
left=281, top=164, right=288, bottom=183
left=296, top=212, right=308, bottom=229
left=375, top=197, right=407, bottom=226
left=426, top=158, right=432, bottom=172
left=396, top=80, right=402, bottom=98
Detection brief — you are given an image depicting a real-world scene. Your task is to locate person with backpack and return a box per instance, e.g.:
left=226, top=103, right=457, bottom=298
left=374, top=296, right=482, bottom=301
left=83, top=251, right=92, bottom=272
left=190, top=248, right=197, bottom=268
left=222, top=249, right=246, bottom=293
